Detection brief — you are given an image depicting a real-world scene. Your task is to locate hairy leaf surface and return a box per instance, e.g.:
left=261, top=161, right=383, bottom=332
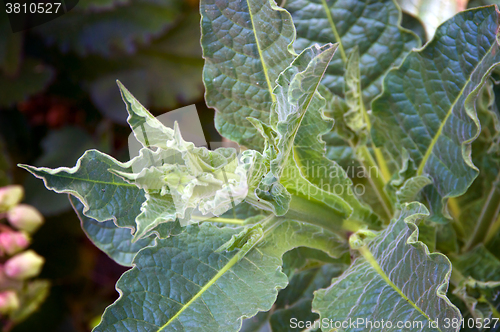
left=283, top=0, right=419, bottom=104
left=200, top=0, right=296, bottom=148
left=313, top=202, right=461, bottom=331
left=19, top=150, right=144, bottom=230
left=95, top=221, right=346, bottom=332
left=70, top=196, right=155, bottom=267
left=372, top=6, right=500, bottom=221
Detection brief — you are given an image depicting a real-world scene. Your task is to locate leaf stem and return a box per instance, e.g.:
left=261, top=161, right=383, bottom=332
left=320, top=0, right=346, bottom=62
left=373, top=147, right=391, bottom=183
left=447, top=198, right=461, bottom=220
left=194, top=216, right=246, bottom=225
left=357, top=145, right=394, bottom=222
left=485, top=214, right=500, bottom=245
left=283, top=195, right=363, bottom=237
left=357, top=93, right=391, bottom=184
left=463, top=173, right=500, bottom=252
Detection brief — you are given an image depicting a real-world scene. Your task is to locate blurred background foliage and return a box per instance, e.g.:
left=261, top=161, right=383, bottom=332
left=0, top=0, right=499, bottom=331
left=0, top=0, right=219, bottom=330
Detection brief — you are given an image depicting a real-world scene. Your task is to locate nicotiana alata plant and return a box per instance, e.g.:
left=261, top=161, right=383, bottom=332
left=20, top=0, right=500, bottom=331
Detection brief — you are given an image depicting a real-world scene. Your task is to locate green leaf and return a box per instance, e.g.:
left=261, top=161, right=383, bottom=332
left=372, top=6, right=500, bottom=222
left=23, top=127, right=98, bottom=216
left=117, top=80, right=174, bottom=147
left=70, top=195, right=155, bottom=267
left=283, top=0, right=419, bottom=104
left=396, top=175, right=433, bottom=204
left=271, top=44, right=382, bottom=228
left=343, top=47, right=367, bottom=134
left=200, top=0, right=296, bottom=148
left=452, top=245, right=500, bottom=282
left=19, top=150, right=145, bottom=230
left=397, top=0, right=466, bottom=39
left=95, top=220, right=347, bottom=332
left=453, top=278, right=500, bottom=324
left=313, top=202, right=461, bottom=331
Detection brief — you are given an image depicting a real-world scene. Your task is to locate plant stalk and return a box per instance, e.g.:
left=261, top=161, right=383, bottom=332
left=283, top=195, right=364, bottom=236
left=245, top=194, right=361, bottom=239
left=357, top=145, right=394, bottom=222
left=463, top=173, right=500, bottom=252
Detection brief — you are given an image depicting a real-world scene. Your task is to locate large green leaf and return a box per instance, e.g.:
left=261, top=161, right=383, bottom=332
left=95, top=220, right=347, bottom=332
left=200, top=0, right=296, bottom=148
left=23, top=127, right=98, bottom=216
left=313, top=202, right=461, bottom=331
left=452, top=245, right=500, bottom=282
left=452, top=278, right=500, bottom=327
left=372, top=6, right=500, bottom=222
left=19, top=150, right=144, bottom=230
left=70, top=195, right=155, bottom=267
left=283, top=0, right=419, bottom=104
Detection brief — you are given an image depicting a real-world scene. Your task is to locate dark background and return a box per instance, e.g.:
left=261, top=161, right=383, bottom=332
left=0, top=1, right=219, bottom=330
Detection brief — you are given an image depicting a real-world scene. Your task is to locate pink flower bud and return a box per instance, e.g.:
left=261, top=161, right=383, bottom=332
left=0, top=231, right=30, bottom=256
left=0, top=290, right=19, bottom=314
left=7, top=204, right=44, bottom=233
left=0, top=186, right=24, bottom=212
left=4, top=250, right=44, bottom=280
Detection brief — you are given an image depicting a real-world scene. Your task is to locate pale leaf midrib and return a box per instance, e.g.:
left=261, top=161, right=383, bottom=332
left=157, top=221, right=279, bottom=331
left=320, top=0, right=346, bottom=62
left=416, top=41, right=497, bottom=176
left=247, top=0, right=276, bottom=102
left=359, top=246, right=443, bottom=332
left=157, top=253, right=240, bottom=331
left=33, top=172, right=138, bottom=188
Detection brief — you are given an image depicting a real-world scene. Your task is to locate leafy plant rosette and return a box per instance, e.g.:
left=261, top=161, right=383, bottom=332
left=19, top=0, right=500, bottom=331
